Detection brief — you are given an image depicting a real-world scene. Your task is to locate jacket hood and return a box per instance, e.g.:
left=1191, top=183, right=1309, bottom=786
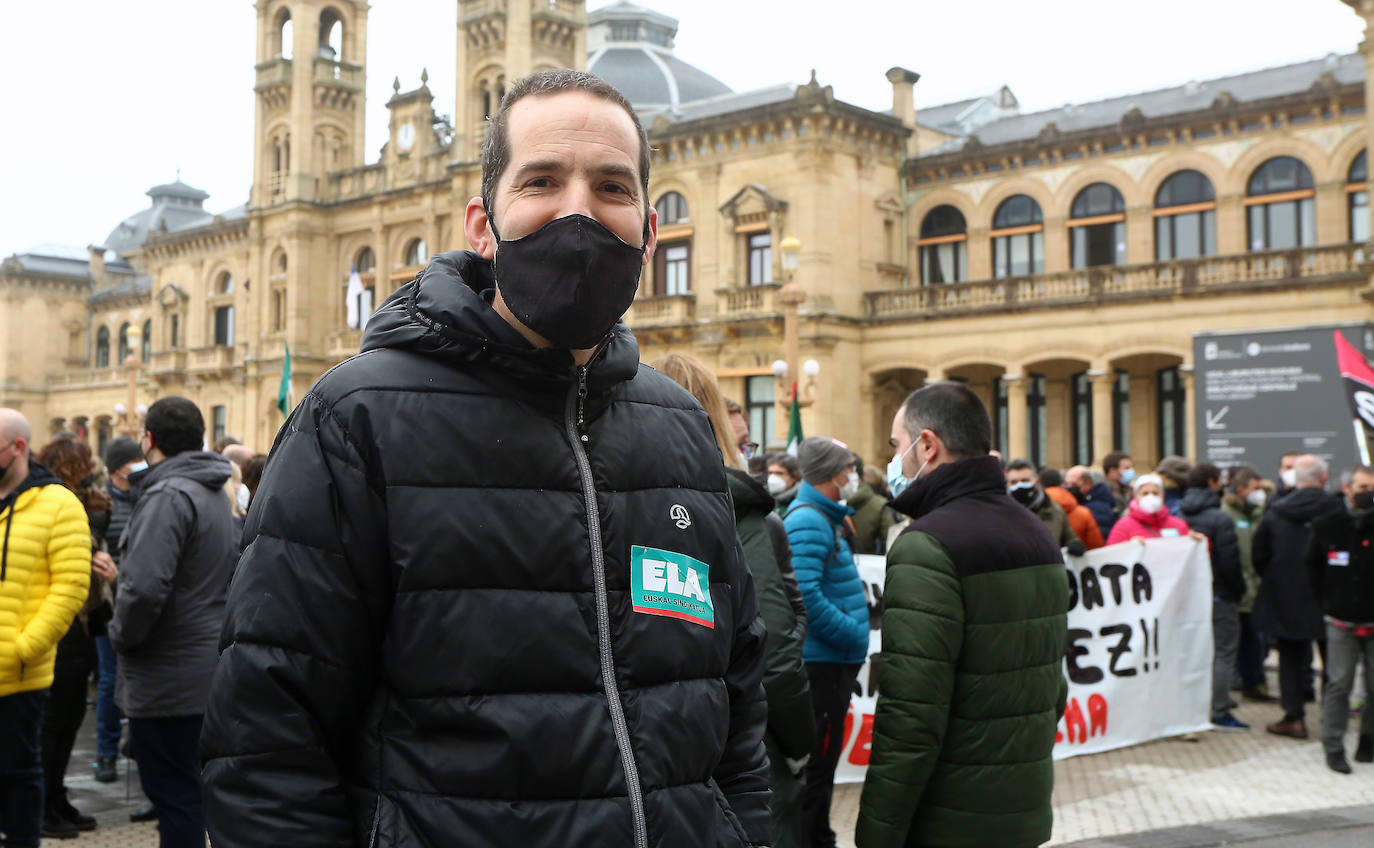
left=1089, top=481, right=1115, bottom=502
left=361, top=250, right=640, bottom=394
left=1267, top=486, right=1343, bottom=522
left=892, top=454, right=1005, bottom=521
left=139, top=451, right=233, bottom=494
left=1180, top=487, right=1221, bottom=516
left=1222, top=491, right=1261, bottom=519
left=726, top=467, right=773, bottom=519
left=0, top=460, right=61, bottom=512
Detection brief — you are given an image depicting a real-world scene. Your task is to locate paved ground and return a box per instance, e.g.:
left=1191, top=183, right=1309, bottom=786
left=37, top=669, right=1374, bottom=846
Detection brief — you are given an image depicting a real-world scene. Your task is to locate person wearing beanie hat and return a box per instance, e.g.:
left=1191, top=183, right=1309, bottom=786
left=1156, top=456, right=1192, bottom=516
left=90, top=436, right=145, bottom=783
left=784, top=435, right=867, bottom=845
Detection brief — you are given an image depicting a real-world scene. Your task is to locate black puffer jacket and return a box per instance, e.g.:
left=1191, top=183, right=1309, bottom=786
left=1253, top=487, right=1345, bottom=640
left=1307, top=505, right=1374, bottom=624
left=200, top=251, right=770, bottom=848
left=1179, top=487, right=1245, bottom=603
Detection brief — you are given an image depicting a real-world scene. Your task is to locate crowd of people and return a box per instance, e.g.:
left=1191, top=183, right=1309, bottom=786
left=3, top=66, right=1373, bottom=848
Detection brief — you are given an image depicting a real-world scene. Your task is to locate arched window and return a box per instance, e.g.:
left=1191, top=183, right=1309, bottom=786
left=917, top=205, right=967, bottom=284
left=141, top=320, right=152, bottom=361
left=481, top=80, right=492, bottom=120
left=95, top=326, right=110, bottom=368
left=991, top=195, right=1044, bottom=278
left=1246, top=156, right=1315, bottom=251
left=217, top=271, right=234, bottom=295
left=355, top=246, right=376, bottom=273
left=1155, top=170, right=1217, bottom=260
left=405, top=238, right=428, bottom=266
left=277, top=9, right=293, bottom=60
left=118, top=323, right=131, bottom=363
left=655, top=192, right=689, bottom=225
left=273, top=250, right=288, bottom=276
left=1349, top=150, right=1368, bottom=242
left=318, top=8, right=342, bottom=60
left=1069, top=183, right=1126, bottom=268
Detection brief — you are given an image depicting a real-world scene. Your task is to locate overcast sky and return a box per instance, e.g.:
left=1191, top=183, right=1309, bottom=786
left=0, top=0, right=1366, bottom=258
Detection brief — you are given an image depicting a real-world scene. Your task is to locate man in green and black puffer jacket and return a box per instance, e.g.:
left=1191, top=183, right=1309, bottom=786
left=857, top=383, right=1068, bottom=848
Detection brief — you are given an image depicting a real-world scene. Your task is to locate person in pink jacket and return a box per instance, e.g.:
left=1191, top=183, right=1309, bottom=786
left=1107, top=473, right=1192, bottom=544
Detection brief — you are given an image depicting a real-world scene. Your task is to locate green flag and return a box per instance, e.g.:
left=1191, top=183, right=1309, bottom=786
left=277, top=342, right=292, bottom=417
left=786, top=382, right=803, bottom=456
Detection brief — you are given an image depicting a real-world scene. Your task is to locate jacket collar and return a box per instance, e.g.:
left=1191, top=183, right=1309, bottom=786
left=792, top=480, right=854, bottom=520
left=726, top=467, right=773, bottom=519
left=891, top=454, right=1005, bottom=521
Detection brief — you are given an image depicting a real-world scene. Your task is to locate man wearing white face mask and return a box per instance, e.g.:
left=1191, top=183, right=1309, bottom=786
left=1275, top=451, right=1301, bottom=502
left=783, top=436, right=869, bottom=847
left=1222, top=465, right=1276, bottom=702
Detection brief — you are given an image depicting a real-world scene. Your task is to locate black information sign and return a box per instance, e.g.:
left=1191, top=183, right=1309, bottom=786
left=1194, top=323, right=1374, bottom=477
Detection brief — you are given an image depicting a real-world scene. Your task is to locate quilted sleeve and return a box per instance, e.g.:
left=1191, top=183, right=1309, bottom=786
left=15, top=488, right=91, bottom=662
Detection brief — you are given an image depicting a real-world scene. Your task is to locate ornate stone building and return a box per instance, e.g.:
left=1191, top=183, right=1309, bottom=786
left=5, top=0, right=1374, bottom=469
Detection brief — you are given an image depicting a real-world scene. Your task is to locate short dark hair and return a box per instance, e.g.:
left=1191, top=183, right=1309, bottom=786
left=145, top=397, right=204, bottom=458
left=767, top=453, right=799, bottom=478
left=212, top=436, right=241, bottom=454
left=1103, top=451, right=1130, bottom=475
left=1187, top=462, right=1223, bottom=490
left=899, top=382, right=991, bottom=460
left=481, top=69, right=651, bottom=229
left=1039, top=467, right=1063, bottom=488
left=1006, top=458, right=1036, bottom=474
left=242, top=453, right=268, bottom=498
left=1348, top=464, right=1374, bottom=480
left=1228, top=465, right=1261, bottom=489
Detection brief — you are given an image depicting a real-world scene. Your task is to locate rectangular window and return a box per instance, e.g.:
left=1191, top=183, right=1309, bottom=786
left=212, top=405, right=227, bottom=444
left=1071, top=222, right=1126, bottom=268
left=745, top=375, right=777, bottom=449
left=272, top=289, right=286, bottom=332
left=1155, top=211, right=1217, bottom=261
left=920, top=242, right=967, bottom=284
left=170, top=314, right=179, bottom=349
left=214, top=306, right=235, bottom=346
left=1251, top=199, right=1316, bottom=251
left=1157, top=367, right=1186, bottom=459
left=747, top=233, right=773, bottom=286
left=993, top=232, right=1044, bottom=278
left=1071, top=372, right=1093, bottom=466
left=1112, top=370, right=1131, bottom=452
left=1027, top=374, right=1047, bottom=469
left=1351, top=191, right=1369, bottom=242
left=993, top=377, right=1009, bottom=456
left=654, top=241, right=691, bottom=296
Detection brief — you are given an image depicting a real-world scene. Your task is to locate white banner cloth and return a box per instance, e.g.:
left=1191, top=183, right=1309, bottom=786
left=833, top=537, right=1213, bottom=783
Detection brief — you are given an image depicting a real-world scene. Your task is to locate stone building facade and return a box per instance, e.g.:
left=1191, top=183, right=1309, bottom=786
left=4, top=0, right=1374, bottom=471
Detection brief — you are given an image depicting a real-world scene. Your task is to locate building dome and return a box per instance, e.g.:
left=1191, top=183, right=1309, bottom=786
left=587, top=1, right=732, bottom=113
left=103, top=179, right=214, bottom=255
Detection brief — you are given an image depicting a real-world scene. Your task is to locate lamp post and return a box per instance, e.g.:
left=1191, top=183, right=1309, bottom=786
left=118, top=324, right=145, bottom=437
left=775, top=234, right=818, bottom=410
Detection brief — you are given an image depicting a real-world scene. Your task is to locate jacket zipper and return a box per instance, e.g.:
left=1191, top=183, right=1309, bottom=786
left=566, top=365, right=649, bottom=848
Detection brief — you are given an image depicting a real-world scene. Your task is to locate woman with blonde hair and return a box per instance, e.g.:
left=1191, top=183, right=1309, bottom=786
left=649, top=352, right=813, bottom=848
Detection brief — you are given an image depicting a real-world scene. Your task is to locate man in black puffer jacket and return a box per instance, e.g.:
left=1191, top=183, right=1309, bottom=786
left=1180, top=463, right=1248, bottom=731
left=200, top=70, right=770, bottom=848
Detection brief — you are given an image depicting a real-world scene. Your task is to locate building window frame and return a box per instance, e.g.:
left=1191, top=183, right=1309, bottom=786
left=169, top=314, right=180, bottom=350
left=95, top=326, right=110, bottom=368
left=654, top=240, right=691, bottom=296
left=214, top=305, right=235, bottom=347
left=1157, top=366, right=1186, bottom=460
left=1069, top=183, right=1127, bottom=269
left=1349, top=150, right=1368, bottom=243
left=117, top=322, right=131, bottom=363
left=747, top=232, right=773, bottom=286
left=917, top=205, right=968, bottom=285
left=993, top=377, right=1009, bottom=456
left=1154, top=169, right=1218, bottom=260
left=745, top=375, right=778, bottom=449
left=1245, top=156, right=1316, bottom=251
left=991, top=195, right=1045, bottom=279
left=1112, top=369, right=1131, bottom=452
left=141, top=319, right=152, bottom=361
left=655, top=191, right=690, bottom=225
left=212, top=405, right=228, bottom=444
left=1071, top=372, right=1094, bottom=466
left=1027, top=373, right=1047, bottom=468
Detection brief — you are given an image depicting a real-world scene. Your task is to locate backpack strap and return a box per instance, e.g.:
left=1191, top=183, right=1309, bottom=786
left=787, top=502, right=843, bottom=566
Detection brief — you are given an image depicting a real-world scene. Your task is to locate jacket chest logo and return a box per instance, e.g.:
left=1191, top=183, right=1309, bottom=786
left=669, top=504, right=692, bottom=529
left=630, top=545, right=714, bottom=629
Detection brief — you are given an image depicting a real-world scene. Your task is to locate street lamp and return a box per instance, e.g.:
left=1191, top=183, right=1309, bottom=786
left=119, top=324, right=145, bottom=437
left=775, top=235, right=818, bottom=410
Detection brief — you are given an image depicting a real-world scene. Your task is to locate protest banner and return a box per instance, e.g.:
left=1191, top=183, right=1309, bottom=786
left=834, top=537, right=1212, bottom=783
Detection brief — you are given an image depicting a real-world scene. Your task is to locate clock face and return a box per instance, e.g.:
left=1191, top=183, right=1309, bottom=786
left=398, top=123, right=415, bottom=152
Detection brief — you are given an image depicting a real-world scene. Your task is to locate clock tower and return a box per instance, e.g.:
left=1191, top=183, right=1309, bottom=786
left=252, top=0, right=369, bottom=206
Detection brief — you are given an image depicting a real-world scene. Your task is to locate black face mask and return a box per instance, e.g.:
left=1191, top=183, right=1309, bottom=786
left=490, top=213, right=646, bottom=350
left=1354, top=491, right=1374, bottom=512
left=1009, top=483, right=1038, bottom=507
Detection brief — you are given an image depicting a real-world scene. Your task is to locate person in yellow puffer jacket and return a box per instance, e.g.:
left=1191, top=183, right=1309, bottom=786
left=0, top=408, right=90, bottom=848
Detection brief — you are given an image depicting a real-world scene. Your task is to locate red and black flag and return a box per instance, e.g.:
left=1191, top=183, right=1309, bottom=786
left=1334, top=330, right=1374, bottom=464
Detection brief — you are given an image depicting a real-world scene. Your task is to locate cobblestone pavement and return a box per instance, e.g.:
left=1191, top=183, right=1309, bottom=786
left=42, top=673, right=1374, bottom=846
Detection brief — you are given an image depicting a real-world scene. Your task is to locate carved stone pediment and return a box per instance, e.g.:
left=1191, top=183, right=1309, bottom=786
left=719, top=183, right=787, bottom=219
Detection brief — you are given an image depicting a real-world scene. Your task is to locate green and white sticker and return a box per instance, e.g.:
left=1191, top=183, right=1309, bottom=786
left=630, top=546, right=714, bottom=629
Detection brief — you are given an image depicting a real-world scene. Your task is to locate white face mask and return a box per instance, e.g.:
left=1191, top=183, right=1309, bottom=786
left=1137, top=494, right=1164, bottom=515
left=1280, top=469, right=1297, bottom=488
left=839, top=471, right=859, bottom=502
left=236, top=483, right=251, bottom=512
left=1246, top=488, right=1267, bottom=508
left=767, top=474, right=788, bottom=496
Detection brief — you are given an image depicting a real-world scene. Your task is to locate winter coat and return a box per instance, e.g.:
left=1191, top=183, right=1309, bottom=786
left=1084, top=481, right=1119, bottom=539
left=1308, top=505, right=1374, bottom=624
left=1221, top=493, right=1264, bottom=613
left=856, top=456, right=1067, bottom=848
left=200, top=251, right=771, bottom=848
left=1046, top=486, right=1104, bottom=549
left=727, top=468, right=814, bottom=760
left=1253, top=487, right=1345, bottom=640
left=109, top=451, right=237, bottom=718
left=1028, top=490, right=1076, bottom=550
left=1106, top=499, right=1191, bottom=545
left=784, top=481, right=870, bottom=665
left=0, top=462, right=90, bottom=697
left=1164, top=485, right=1184, bottom=517
left=105, top=482, right=134, bottom=563
left=849, top=483, right=895, bottom=555
left=1179, top=488, right=1246, bottom=604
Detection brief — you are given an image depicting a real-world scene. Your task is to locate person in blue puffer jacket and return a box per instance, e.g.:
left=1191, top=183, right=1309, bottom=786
left=784, top=436, right=871, bottom=848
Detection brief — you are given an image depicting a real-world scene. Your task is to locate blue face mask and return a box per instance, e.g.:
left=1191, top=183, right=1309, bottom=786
left=1121, top=468, right=1136, bottom=485
left=887, top=442, right=928, bottom=500
left=128, top=461, right=149, bottom=475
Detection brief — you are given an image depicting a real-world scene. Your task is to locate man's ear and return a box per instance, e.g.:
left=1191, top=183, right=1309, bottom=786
left=464, top=196, right=496, bottom=259
left=641, top=205, right=658, bottom=265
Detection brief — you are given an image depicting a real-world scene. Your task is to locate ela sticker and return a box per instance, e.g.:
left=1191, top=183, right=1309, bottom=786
left=630, top=546, right=714, bottom=629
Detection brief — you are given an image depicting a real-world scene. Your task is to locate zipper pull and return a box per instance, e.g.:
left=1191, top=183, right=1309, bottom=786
left=577, top=366, right=589, bottom=443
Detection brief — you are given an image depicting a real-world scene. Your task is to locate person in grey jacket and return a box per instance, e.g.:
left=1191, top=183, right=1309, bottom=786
left=109, top=397, right=237, bottom=848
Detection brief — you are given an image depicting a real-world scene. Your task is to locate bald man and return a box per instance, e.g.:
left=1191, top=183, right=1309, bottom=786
left=1066, top=464, right=1118, bottom=539
left=0, top=409, right=92, bottom=848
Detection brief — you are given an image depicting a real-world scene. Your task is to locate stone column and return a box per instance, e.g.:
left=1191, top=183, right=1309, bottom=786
left=1004, top=373, right=1027, bottom=460
left=1089, top=368, right=1115, bottom=467
left=1181, top=364, right=1197, bottom=462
